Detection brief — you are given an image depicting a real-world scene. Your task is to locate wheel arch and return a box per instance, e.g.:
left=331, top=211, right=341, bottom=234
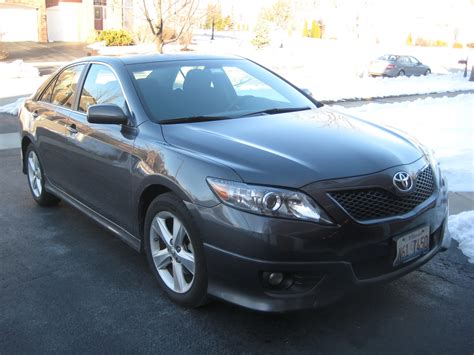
left=135, top=176, right=192, bottom=251
left=21, top=135, right=34, bottom=174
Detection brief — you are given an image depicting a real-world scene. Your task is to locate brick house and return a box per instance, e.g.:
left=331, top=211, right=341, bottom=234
left=0, top=0, right=125, bottom=42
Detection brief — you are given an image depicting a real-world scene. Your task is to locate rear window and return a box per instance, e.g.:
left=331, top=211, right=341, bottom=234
left=50, top=65, right=85, bottom=109
left=378, top=55, right=397, bottom=62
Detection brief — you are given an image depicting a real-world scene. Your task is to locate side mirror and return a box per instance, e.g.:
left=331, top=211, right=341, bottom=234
left=301, top=88, right=313, bottom=97
left=87, top=104, right=128, bottom=125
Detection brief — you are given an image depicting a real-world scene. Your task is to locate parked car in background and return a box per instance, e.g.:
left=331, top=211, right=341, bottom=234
left=19, top=54, right=450, bottom=312
left=369, top=54, right=431, bottom=77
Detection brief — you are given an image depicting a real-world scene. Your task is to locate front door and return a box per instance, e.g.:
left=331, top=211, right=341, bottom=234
left=65, top=64, right=136, bottom=232
left=94, top=6, right=104, bottom=31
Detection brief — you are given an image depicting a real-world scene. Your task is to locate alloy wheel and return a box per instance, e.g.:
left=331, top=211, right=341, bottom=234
left=27, top=150, right=43, bottom=198
left=149, top=211, right=195, bottom=293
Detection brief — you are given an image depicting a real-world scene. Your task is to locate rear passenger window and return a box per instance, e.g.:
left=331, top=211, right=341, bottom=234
left=50, top=65, right=85, bottom=109
left=79, top=64, right=126, bottom=113
left=39, top=80, right=56, bottom=103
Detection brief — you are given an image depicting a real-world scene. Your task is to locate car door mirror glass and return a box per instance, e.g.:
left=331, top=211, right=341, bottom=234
left=87, top=104, right=128, bottom=125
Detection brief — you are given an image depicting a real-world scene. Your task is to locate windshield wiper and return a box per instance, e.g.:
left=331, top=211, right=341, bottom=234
left=160, top=115, right=232, bottom=124
left=241, top=106, right=312, bottom=117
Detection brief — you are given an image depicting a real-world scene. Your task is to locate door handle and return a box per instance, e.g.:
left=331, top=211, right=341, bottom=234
left=32, top=110, right=39, bottom=119
left=66, top=124, right=78, bottom=135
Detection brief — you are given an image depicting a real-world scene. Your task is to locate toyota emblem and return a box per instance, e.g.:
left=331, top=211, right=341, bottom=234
left=393, top=171, right=413, bottom=192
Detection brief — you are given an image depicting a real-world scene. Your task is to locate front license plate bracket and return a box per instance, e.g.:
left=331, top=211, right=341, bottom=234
left=393, top=226, right=430, bottom=266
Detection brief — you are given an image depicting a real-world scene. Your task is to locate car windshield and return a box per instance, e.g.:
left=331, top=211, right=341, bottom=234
left=127, top=59, right=317, bottom=123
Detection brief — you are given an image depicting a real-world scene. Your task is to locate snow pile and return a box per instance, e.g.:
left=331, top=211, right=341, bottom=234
left=0, top=60, right=39, bottom=79
left=298, top=73, right=474, bottom=102
left=331, top=94, right=474, bottom=192
left=0, top=97, right=27, bottom=115
left=449, top=211, right=474, bottom=263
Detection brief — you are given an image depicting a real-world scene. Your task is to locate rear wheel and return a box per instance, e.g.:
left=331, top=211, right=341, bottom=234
left=144, top=192, right=208, bottom=308
left=398, top=70, right=405, bottom=77
left=25, top=145, right=60, bottom=206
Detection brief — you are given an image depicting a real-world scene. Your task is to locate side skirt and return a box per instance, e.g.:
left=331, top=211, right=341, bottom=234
left=46, top=182, right=141, bottom=252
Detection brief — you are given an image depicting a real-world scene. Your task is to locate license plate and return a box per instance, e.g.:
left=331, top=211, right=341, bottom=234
left=393, top=226, right=430, bottom=266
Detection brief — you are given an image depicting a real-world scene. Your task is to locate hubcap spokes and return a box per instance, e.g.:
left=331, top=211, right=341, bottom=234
left=150, top=211, right=195, bottom=293
left=27, top=151, right=42, bottom=197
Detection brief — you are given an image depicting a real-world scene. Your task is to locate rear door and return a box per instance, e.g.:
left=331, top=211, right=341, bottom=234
left=65, top=63, right=136, bottom=231
left=34, top=64, right=85, bottom=190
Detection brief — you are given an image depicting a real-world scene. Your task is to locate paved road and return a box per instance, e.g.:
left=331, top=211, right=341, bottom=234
left=0, top=112, right=473, bottom=353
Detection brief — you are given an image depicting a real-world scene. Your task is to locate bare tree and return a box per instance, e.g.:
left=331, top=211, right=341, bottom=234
left=142, top=0, right=200, bottom=53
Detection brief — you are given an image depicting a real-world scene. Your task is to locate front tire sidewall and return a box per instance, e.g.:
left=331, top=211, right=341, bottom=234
left=144, top=193, right=208, bottom=308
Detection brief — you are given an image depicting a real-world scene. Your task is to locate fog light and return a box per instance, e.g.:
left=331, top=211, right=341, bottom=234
left=268, top=272, right=284, bottom=286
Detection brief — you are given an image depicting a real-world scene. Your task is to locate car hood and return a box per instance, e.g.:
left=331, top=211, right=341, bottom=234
left=162, top=108, right=424, bottom=187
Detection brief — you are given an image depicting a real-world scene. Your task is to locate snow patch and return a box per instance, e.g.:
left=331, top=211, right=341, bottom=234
left=449, top=211, right=474, bottom=263
left=0, top=60, right=39, bottom=79
left=0, top=97, right=27, bottom=115
left=331, top=94, right=474, bottom=192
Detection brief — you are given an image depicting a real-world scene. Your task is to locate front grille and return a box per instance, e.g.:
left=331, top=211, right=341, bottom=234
left=329, top=166, right=435, bottom=221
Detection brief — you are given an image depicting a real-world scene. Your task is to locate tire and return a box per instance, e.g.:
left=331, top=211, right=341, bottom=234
left=424, top=69, right=431, bottom=76
left=144, top=192, right=208, bottom=308
left=25, top=145, right=60, bottom=207
left=398, top=70, right=405, bottom=77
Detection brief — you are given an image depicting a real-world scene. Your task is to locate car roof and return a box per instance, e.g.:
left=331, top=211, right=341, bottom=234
left=71, top=53, right=244, bottom=66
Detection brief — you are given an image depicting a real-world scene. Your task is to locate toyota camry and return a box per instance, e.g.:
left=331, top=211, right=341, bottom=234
left=18, top=54, right=450, bottom=312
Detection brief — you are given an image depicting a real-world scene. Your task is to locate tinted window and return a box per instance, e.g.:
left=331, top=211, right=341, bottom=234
left=39, top=79, right=56, bottom=103
left=378, top=55, right=397, bottom=62
left=79, top=64, right=126, bottom=113
left=128, top=59, right=316, bottom=122
left=397, top=57, right=409, bottom=64
left=50, top=65, right=85, bottom=108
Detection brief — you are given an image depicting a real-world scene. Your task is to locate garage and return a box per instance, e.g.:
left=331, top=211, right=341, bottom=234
left=0, top=4, right=38, bottom=42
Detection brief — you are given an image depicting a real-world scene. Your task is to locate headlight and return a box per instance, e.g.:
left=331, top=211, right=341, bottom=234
left=422, top=145, right=438, bottom=170
left=422, top=146, right=447, bottom=188
left=207, top=177, right=334, bottom=225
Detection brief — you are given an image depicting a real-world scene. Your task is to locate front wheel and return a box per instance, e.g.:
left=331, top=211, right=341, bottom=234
left=144, top=192, right=208, bottom=308
left=424, top=69, right=431, bottom=76
left=25, top=145, right=60, bottom=206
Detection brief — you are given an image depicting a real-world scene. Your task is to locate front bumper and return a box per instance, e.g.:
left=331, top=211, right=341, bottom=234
left=187, top=162, right=450, bottom=312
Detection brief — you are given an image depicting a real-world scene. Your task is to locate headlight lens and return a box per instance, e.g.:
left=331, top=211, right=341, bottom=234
left=207, top=177, right=334, bottom=225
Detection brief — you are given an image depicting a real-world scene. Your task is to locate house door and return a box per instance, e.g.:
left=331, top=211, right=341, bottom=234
left=94, top=6, right=104, bottom=30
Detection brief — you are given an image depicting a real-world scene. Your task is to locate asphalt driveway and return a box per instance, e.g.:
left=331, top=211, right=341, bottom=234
left=0, top=113, right=473, bottom=353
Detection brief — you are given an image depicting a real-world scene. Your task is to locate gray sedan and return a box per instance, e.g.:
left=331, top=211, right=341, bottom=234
left=369, top=54, right=431, bottom=77
left=18, top=54, right=449, bottom=312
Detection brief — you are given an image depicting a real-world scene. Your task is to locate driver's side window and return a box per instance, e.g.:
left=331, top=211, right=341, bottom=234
left=79, top=64, right=126, bottom=113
